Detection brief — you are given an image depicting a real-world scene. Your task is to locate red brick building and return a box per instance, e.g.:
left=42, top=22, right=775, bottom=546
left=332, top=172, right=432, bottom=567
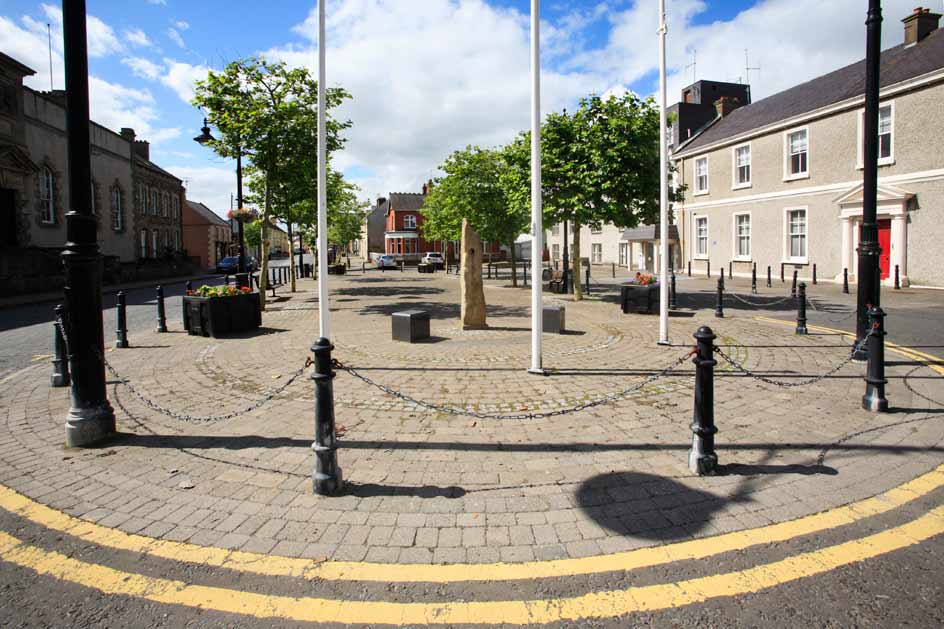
left=382, top=183, right=501, bottom=261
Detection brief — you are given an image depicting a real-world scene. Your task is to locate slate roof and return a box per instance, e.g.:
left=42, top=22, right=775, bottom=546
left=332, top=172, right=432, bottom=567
left=387, top=192, right=426, bottom=212
left=677, top=28, right=944, bottom=155
left=185, top=200, right=229, bottom=227
left=135, top=154, right=182, bottom=182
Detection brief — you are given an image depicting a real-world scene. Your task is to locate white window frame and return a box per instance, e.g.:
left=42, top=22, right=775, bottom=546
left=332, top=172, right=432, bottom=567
left=693, top=157, right=709, bottom=196
left=551, top=224, right=560, bottom=236
left=590, top=225, right=603, bottom=235
left=783, top=207, right=809, bottom=264
left=112, top=185, right=123, bottom=231
left=152, top=230, right=159, bottom=258
left=552, top=243, right=560, bottom=260
left=403, top=214, right=416, bottom=229
left=856, top=101, right=895, bottom=169
left=591, top=243, right=603, bottom=264
left=731, top=142, right=752, bottom=190
left=618, top=242, right=628, bottom=266
left=40, top=167, right=55, bottom=223
left=783, top=126, right=810, bottom=181
left=694, top=215, right=709, bottom=259
left=732, top=211, right=752, bottom=261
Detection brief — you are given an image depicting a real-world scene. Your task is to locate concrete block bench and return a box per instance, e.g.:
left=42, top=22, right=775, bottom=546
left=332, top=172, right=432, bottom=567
left=392, top=310, right=431, bottom=342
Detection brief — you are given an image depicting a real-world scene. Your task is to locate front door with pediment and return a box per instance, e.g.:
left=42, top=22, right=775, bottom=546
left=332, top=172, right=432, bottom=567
left=1, top=188, right=16, bottom=247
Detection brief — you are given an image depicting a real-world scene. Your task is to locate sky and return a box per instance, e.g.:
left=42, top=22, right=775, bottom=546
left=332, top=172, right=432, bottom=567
left=1, top=0, right=932, bottom=217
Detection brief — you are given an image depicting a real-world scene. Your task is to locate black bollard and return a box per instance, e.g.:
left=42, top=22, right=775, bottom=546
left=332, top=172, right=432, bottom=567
left=781, top=263, right=785, bottom=284
left=715, top=277, right=724, bottom=318
left=347, top=257, right=351, bottom=270
left=791, top=270, right=798, bottom=298
left=381, top=259, right=385, bottom=273
left=487, top=263, right=492, bottom=279
left=843, top=268, right=849, bottom=294
left=156, top=285, right=167, bottom=333
left=584, top=266, right=590, bottom=294
left=311, top=337, right=342, bottom=495
left=812, top=263, right=817, bottom=285
left=522, top=265, right=528, bottom=287
left=687, top=260, right=691, bottom=277
left=689, top=326, right=718, bottom=475
left=707, top=259, right=711, bottom=278
left=728, top=261, right=732, bottom=280
left=400, top=260, right=404, bottom=273
left=751, top=265, right=757, bottom=294
left=719, top=267, right=724, bottom=284
left=862, top=306, right=889, bottom=413
left=795, top=282, right=808, bottom=335
left=51, top=304, right=71, bottom=387
left=766, top=265, right=772, bottom=288
left=612, top=262, right=615, bottom=278
left=669, top=272, right=678, bottom=310
left=115, top=291, right=129, bottom=348
left=894, top=264, right=900, bottom=290
left=362, top=261, right=365, bottom=274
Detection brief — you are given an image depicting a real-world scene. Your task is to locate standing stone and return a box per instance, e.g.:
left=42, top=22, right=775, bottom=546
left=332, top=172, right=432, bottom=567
left=460, top=219, right=487, bottom=329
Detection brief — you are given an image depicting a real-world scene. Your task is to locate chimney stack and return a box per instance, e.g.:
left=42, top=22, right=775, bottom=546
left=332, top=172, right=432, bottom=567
left=133, top=139, right=150, bottom=161
left=714, top=96, right=742, bottom=118
left=903, top=7, right=941, bottom=45
left=422, top=182, right=428, bottom=195
left=120, top=128, right=136, bottom=142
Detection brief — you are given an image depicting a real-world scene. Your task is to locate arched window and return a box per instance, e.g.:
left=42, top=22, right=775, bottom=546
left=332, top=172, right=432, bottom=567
left=150, top=189, right=158, bottom=215
left=140, top=229, right=148, bottom=258
left=161, top=192, right=168, bottom=217
left=174, top=230, right=180, bottom=251
left=152, top=230, right=158, bottom=258
left=40, top=167, right=55, bottom=223
left=112, top=186, right=123, bottom=231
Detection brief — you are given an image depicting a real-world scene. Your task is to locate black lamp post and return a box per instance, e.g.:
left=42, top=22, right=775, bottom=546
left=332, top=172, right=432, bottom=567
left=194, top=118, right=246, bottom=276
left=855, top=0, right=883, bottom=359
left=61, top=0, right=115, bottom=447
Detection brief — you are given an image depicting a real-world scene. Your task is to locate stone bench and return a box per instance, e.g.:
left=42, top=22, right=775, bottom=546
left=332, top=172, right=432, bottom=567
left=543, top=305, right=565, bottom=334
left=392, top=310, right=431, bottom=342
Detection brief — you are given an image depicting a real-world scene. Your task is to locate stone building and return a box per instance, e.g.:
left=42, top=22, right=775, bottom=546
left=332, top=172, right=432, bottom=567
left=672, top=8, right=944, bottom=288
left=122, top=128, right=184, bottom=260
left=182, top=199, right=231, bottom=270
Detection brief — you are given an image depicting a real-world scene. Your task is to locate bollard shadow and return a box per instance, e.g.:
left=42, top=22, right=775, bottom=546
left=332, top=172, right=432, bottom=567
left=224, top=326, right=289, bottom=339
left=335, top=286, right=445, bottom=298
left=346, top=277, right=435, bottom=284
left=357, top=302, right=530, bottom=320
left=719, top=463, right=837, bottom=476
left=341, top=483, right=465, bottom=499
left=120, top=344, right=171, bottom=349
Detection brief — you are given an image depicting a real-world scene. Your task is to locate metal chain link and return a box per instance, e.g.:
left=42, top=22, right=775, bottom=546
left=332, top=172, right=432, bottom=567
left=805, top=297, right=857, bottom=323
left=713, top=329, right=873, bottom=388
left=55, top=315, right=310, bottom=423
left=726, top=292, right=796, bottom=308
left=332, top=349, right=696, bottom=420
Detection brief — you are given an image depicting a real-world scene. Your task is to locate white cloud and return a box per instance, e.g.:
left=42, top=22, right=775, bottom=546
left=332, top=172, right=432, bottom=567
left=167, top=165, right=238, bottom=216
left=174, top=20, right=190, bottom=31
left=160, top=59, right=210, bottom=104
left=167, top=27, right=186, bottom=49
left=125, top=28, right=154, bottom=48
left=24, top=3, right=124, bottom=59
left=122, top=56, right=163, bottom=80
left=146, top=0, right=168, bottom=5
left=87, top=76, right=180, bottom=144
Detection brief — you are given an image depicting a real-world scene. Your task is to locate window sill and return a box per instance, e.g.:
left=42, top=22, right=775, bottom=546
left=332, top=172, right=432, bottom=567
left=783, top=173, right=809, bottom=182
left=856, top=159, right=895, bottom=170
left=733, top=256, right=753, bottom=263
left=693, top=255, right=710, bottom=261
left=731, top=182, right=752, bottom=191
left=40, top=220, right=56, bottom=226
left=782, top=258, right=809, bottom=266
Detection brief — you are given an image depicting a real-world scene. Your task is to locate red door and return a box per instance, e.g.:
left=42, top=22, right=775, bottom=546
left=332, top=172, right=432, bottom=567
left=877, top=219, right=891, bottom=280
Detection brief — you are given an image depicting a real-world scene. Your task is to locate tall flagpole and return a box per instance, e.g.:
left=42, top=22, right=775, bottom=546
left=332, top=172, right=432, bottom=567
left=317, top=0, right=330, bottom=339
left=529, top=0, right=545, bottom=374
left=657, top=0, right=670, bottom=345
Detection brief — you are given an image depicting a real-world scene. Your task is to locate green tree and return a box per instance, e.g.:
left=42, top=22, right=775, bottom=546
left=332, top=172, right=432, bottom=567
left=193, top=56, right=351, bottom=304
left=504, top=93, right=677, bottom=300
left=422, top=146, right=529, bottom=287
left=244, top=219, right=262, bottom=251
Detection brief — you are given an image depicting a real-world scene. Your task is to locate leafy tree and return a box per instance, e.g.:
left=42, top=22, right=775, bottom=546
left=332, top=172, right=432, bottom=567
left=193, top=56, right=351, bottom=303
left=422, top=146, right=529, bottom=287
left=244, top=219, right=262, bottom=250
left=504, top=93, right=678, bottom=300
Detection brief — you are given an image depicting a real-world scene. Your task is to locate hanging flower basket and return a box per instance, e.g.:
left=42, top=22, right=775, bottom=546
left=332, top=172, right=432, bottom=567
left=227, top=207, right=259, bottom=222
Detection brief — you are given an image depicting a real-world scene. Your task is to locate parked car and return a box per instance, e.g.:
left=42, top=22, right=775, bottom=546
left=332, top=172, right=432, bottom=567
left=421, top=252, right=445, bottom=268
left=215, top=256, right=259, bottom=274
left=376, top=254, right=397, bottom=269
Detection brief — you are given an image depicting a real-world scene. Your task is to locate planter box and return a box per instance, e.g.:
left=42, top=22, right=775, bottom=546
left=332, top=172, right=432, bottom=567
left=620, top=283, right=660, bottom=315
left=417, top=263, right=435, bottom=274
left=327, top=264, right=347, bottom=275
left=183, top=292, right=262, bottom=338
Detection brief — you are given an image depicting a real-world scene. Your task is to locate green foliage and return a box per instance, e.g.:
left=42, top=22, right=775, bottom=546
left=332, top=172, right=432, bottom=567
left=421, top=146, right=528, bottom=247
left=192, top=285, right=252, bottom=298
left=243, top=220, right=262, bottom=248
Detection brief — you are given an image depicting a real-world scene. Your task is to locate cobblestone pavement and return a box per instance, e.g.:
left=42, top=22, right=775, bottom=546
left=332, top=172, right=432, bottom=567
left=1, top=269, right=941, bottom=570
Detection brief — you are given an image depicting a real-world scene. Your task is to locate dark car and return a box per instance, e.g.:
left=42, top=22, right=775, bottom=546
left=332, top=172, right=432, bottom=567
left=215, top=256, right=259, bottom=274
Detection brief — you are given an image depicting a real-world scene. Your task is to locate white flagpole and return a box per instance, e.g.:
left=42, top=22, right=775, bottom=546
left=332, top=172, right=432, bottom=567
left=317, top=0, right=330, bottom=340
left=658, top=0, right=670, bottom=345
left=529, top=0, right=544, bottom=374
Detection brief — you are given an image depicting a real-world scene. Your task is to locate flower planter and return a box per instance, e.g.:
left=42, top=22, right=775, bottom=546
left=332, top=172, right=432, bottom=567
left=183, top=292, right=262, bottom=338
left=327, top=264, right=347, bottom=275
left=620, top=282, right=660, bottom=315
left=417, top=263, right=435, bottom=274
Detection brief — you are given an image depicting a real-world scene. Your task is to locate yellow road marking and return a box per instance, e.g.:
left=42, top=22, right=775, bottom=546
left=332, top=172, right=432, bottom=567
left=0, top=506, right=941, bottom=624
left=1, top=465, right=942, bottom=583
left=753, top=315, right=944, bottom=376
left=31, top=354, right=52, bottom=362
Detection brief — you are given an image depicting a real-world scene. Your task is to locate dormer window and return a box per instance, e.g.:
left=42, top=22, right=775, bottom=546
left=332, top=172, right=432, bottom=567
left=403, top=214, right=416, bottom=229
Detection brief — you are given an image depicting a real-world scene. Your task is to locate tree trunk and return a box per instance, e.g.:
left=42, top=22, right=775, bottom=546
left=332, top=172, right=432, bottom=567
left=572, top=222, right=582, bottom=301
left=259, top=180, right=270, bottom=310
left=509, top=239, right=517, bottom=287
left=287, top=222, right=296, bottom=292
left=460, top=219, right=487, bottom=329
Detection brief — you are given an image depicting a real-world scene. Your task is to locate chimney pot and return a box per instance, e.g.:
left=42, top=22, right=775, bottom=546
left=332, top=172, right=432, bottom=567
left=714, top=96, right=742, bottom=118
left=903, top=6, right=941, bottom=45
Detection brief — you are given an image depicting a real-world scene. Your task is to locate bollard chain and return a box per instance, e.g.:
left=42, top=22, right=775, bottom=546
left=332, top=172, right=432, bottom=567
left=331, top=350, right=696, bottom=420
left=725, top=292, right=795, bottom=308
left=712, top=330, right=872, bottom=388
left=55, top=314, right=309, bottom=423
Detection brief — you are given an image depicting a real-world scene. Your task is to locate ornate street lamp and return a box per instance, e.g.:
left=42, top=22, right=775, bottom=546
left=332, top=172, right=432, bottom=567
left=194, top=117, right=247, bottom=277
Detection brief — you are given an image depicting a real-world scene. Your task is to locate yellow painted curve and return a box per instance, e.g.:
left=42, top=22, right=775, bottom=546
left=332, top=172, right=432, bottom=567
left=1, top=465, right=941, bottom=583
left=0, top=506, right=941, bottom=624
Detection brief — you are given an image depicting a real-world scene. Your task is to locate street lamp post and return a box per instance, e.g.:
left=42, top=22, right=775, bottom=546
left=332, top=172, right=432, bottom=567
left=855, top=0, right=883, bottom=360
left=194, top=119, right=247, bottom=277
left=62, top=0, right=115, bottom=447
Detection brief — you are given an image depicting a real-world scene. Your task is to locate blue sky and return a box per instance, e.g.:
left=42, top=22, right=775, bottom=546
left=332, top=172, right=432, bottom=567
left=1, top=0, right=925, bottom=214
